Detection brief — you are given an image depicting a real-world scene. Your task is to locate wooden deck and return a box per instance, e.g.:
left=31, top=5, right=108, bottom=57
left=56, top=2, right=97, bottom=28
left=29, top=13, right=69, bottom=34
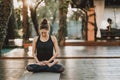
left=65, top=40, right=120, bottom=46
left=1, top=46, right=120, bottom=80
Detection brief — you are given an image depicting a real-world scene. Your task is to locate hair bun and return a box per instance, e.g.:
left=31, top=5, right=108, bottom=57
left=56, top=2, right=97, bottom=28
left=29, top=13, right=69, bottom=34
left=41, top=18, right=48, bottom=24
left=39, top=18, right=49, bottom=30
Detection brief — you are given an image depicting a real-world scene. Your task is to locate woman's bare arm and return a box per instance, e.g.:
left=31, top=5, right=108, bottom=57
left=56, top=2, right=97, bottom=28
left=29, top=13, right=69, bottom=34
left=32, top=37, right=39, bottom=63
left=48, top=36, right=59, bottom=63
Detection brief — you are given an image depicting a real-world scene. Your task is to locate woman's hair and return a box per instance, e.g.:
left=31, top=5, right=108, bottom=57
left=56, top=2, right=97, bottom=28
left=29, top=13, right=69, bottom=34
left=39, top=18, right=50, bottom=30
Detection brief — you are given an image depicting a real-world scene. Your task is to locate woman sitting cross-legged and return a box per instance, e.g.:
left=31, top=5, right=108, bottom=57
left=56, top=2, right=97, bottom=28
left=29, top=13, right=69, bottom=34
left=26, top=18, right=64, bottom=73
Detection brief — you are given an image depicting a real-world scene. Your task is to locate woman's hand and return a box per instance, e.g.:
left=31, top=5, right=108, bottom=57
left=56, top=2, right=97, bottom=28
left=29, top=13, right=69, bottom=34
left=37, top=61, right=46, bottom=66
left=43, top=61, right=49, bottom=65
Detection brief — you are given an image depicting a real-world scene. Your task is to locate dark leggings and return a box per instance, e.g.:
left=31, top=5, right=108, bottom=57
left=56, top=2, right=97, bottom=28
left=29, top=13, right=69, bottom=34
left=26, top=64, right=64, bottom=73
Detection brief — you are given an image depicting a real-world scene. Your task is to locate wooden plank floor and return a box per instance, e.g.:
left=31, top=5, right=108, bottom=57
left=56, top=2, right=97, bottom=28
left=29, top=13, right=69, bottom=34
left=1, top=59, right=120, bottom=80
left=1, top=46, right=120, bottom=80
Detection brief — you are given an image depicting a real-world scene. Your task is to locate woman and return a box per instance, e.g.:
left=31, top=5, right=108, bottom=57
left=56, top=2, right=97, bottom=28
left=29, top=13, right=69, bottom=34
left=26, top=18, right=64, bottom=73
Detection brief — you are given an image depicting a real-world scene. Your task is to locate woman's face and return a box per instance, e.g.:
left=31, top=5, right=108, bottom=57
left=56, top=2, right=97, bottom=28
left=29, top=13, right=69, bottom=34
left=39, top=29, right=49, bottom=37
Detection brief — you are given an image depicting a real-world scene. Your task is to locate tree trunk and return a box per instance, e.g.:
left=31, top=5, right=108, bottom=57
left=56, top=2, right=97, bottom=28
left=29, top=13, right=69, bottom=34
left=4, top=0, right=17, bottom=46
left=29, top=5, right=39, bottom=35
left=50, top=10, right=57, bottom=35
left=58, top=0, right=68, bottom=46
left=22, top=0, right=30, bottom=43
left=29, top=0, right=44, bottom=36
left=0, top=0, right=12, bottom=53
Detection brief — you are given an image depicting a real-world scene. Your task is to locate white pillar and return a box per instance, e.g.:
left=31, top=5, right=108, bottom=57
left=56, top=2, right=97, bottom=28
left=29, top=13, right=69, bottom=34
left=94, top=0, right=105, bottom=38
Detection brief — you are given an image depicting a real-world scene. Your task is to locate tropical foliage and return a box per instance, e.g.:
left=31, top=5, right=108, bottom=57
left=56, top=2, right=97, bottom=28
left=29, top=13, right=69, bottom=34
left=0, top=0, right=12, bottom=52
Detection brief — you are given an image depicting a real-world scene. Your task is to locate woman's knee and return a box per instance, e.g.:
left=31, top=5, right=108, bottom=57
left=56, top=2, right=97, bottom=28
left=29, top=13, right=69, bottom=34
left=54, top=64, right=65, bottom=73
left=58, top=66, right=64, bottom=72
left=26, top=65, right=34, bottom=72
left=26, top=64, right=39, bottom=71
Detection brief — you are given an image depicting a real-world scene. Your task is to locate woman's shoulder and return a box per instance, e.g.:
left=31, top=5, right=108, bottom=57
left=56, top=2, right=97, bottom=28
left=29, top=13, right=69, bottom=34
left=51, top=35, right=57, bottom=42
left=33, top=36, right=39, bottom=42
